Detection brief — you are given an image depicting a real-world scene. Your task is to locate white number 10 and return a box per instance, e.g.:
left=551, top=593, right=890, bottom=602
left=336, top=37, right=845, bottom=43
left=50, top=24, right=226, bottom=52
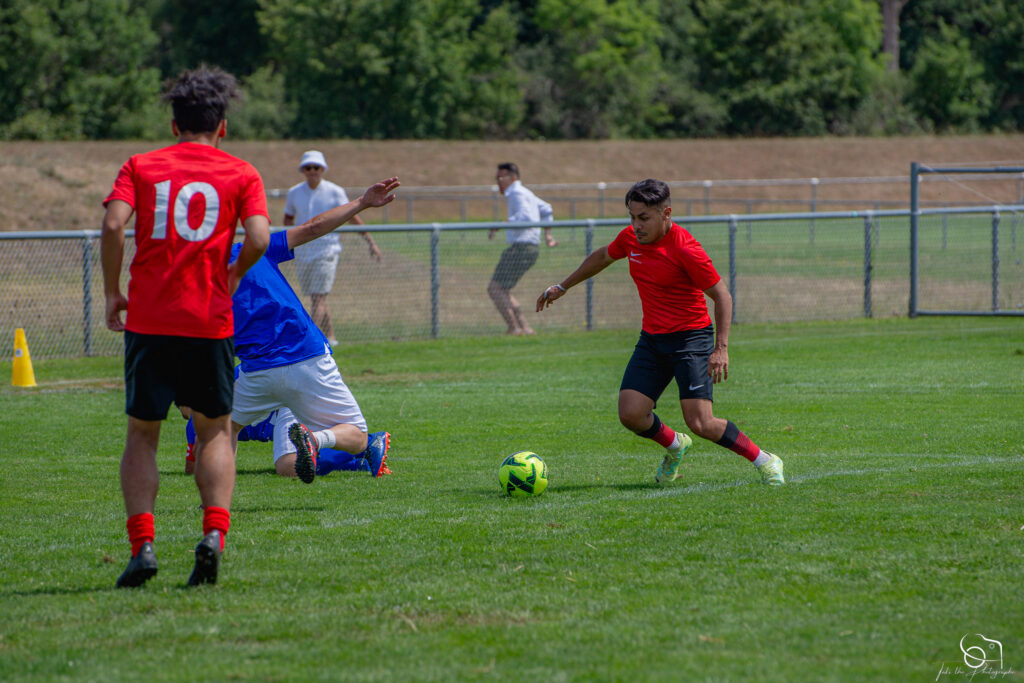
left=152, top=180, right=221, bottom=242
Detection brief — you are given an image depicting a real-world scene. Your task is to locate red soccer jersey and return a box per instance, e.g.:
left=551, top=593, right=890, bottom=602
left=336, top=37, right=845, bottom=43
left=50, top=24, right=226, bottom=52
left=104, top=142, right=268, bottom=338
left=607, top=223, right=720, bottom=334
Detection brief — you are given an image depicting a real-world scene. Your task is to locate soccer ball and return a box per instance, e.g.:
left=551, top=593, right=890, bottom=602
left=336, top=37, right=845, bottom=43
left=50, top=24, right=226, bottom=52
left=499, top=451, right=548, bottom=497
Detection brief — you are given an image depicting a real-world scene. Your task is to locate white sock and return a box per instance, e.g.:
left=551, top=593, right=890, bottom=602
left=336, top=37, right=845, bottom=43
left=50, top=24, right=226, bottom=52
left=752, top=451, right=771, bottom=467
left=667, top=433, right=681, bottom=451
left=314, top=429, right=336, bottom=450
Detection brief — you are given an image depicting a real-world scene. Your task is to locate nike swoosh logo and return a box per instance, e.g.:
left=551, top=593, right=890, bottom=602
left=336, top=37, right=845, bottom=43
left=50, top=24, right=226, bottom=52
left=630, top=251, right=641, bottom=257
left=688, top=383, right=705, bottom=391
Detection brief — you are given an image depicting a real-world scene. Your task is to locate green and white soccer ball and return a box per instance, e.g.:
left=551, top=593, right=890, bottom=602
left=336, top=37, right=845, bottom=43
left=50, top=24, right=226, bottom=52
left=499, top=451, right=548, bottom=497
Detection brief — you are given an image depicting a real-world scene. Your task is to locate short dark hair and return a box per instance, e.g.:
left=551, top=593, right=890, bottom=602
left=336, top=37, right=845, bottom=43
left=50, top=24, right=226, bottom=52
left=497, top=162, right=520, bottom=178
left=164, top=65, right=239, bottom=134
left=624, top=179, right=671, bottom=207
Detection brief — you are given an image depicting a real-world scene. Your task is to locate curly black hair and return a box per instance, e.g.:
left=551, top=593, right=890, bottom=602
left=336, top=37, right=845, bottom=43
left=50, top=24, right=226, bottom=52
left=163, top=65, right=239, bottom=134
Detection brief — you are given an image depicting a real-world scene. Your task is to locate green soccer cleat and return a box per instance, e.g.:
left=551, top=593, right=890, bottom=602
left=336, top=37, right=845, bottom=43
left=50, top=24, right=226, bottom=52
left=757, top=453, right=785, bottom=486
left=655, top=432, right=693, bottom=484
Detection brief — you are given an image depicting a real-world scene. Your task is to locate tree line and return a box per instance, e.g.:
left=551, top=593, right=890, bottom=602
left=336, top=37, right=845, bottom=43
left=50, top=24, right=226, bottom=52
left=1, top=0, right=1021, bottom=141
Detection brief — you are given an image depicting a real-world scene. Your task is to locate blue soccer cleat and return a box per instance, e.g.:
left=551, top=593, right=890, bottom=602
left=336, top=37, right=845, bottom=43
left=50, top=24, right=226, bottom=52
left=365, top=431, right=391, bottom=478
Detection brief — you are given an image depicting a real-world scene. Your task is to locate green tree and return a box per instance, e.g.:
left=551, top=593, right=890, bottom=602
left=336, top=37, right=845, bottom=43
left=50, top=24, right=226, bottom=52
left=258, top=0, right=519, bottom=138
left=907, top=22, right=992, bottom=131
left=651, top=0, right=729, bottom=137
left=523, top=0, right=666, bottom=138
left=0, top=0, right=162, bottom=140
left=692, top=0, right=885, bottom=135
left=151, top=0, right=269, bottom=80
left=229, top=65, right=296, bottom=140
left=900, top=0, right=1022, bottom=131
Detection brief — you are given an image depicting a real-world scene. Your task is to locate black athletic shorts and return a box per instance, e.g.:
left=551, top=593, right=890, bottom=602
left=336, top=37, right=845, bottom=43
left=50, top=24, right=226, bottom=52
left=619, top=326, right=715, bottom=403
left=124, top=331, right=234, bottom=421
left=490, top=242, right=539, bottom=289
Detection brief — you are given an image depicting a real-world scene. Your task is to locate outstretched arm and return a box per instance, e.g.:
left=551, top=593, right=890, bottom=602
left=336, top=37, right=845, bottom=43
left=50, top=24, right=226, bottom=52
left=286, top=177, right=399, bottom=251
left=536, top=245, right=615, bottom=311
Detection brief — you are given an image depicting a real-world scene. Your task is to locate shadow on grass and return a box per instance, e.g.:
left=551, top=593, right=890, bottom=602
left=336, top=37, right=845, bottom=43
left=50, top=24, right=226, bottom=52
left=468, top=480, right=654, bottom=497
left=232, top=504, right=326, bottom=513
left=3, top=582, right=215, bottom=597
left=160, top=467, right=278, bottom=477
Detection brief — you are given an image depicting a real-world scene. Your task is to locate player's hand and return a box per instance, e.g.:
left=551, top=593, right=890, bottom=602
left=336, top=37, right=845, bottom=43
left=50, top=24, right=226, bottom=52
left=545, top=235, right=558, bottom=248
left=708, top=347, right=729, bottom=383
left=488, top=228, right=497, bottom=240
left=368, top=241, right=383, bottom=262
left=105, top=292, right=128, bottom=331
left=363, top=177, right=400, bottom=207
left=536, top=285, right=565, bottom=311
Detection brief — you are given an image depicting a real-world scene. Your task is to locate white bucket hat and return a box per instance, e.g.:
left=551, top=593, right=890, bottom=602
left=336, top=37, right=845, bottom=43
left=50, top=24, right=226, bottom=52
left=298, top=150, right=328, bottom=171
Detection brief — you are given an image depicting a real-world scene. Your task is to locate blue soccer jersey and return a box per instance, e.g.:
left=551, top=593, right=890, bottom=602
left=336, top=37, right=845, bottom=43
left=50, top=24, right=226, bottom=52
left=232, top=230, right=331, bottom=372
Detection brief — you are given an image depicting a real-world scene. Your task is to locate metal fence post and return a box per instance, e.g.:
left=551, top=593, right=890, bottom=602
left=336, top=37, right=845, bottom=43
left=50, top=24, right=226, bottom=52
left=941, top=202, right=949, bottom=250
left=992, top=210, right=1000, bottom=312
left=703, top=180, right=712, bottom=215
left=407, top=196, right=415, bottom=223
left=597, top=182, right=606, bottom=218
left=909, top=162, right=920, bottom=317
left=863, top=214, right=873, bottom=318
left=728, top=215, right=737, bottom=324
left=585, top=220, right=595, bottom=331
left=82, top=234, right=93, bottom=356
left=810, top=177, right=819, bottom=243
left=431, top=224, right=440, bottom=338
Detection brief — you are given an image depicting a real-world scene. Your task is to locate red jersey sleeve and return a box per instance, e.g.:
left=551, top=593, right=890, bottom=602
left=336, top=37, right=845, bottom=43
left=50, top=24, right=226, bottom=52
left=104, top=157, right=138, bottom=209
left=678, top=239, right=720, bottom=292
left=238, top=169, right=269, bottom=223
left=606, top=227, right=632, bottom=260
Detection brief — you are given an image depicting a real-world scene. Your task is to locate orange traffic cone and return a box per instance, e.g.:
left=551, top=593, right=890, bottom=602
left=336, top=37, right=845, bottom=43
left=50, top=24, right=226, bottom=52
left=12, top=327, right=37, bottom=387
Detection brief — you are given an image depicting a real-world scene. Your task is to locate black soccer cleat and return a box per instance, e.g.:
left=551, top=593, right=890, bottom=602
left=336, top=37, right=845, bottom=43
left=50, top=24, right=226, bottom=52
left=186, top=530, right=222, bottom=587
left=288, top=423, right=319, bottom=484
left=116, top=542, right=158, bottom=588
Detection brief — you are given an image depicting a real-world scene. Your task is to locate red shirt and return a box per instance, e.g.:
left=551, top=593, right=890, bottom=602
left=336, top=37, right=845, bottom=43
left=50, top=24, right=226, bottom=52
left=104, top=142, right=268, bottom=338
left=607, top=223, right=720, bottom=334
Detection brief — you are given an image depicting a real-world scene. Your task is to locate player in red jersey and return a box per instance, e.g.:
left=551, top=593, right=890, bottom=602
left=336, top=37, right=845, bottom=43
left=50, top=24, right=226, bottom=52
left=101, top=65, right=271, bottom=588
left=536, top=178, right=785, bottom=486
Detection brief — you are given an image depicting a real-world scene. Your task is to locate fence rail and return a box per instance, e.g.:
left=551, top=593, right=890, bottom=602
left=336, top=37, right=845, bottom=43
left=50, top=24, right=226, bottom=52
left=267, top=173, right=1024, bottom=222
left=2, top=204, right=1022, bottom=360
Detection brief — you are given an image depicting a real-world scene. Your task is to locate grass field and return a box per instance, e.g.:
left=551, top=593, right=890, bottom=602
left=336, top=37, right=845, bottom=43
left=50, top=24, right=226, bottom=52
left=1, top=318, right=1023, bottom=681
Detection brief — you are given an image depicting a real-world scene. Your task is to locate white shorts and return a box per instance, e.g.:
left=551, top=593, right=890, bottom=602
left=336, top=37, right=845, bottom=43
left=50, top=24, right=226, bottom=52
left=295, top=255, right=339, bottom=295
left=233, top=355, right=367, bottom=452
left=240, top=407, right=305, bottom=464
left=268, top=407, right=296, bottom=464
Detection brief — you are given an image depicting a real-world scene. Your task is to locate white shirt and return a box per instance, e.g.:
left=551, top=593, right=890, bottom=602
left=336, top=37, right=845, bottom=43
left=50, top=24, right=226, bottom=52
left=284, top=179, right=350, bottom=262
left=503, top=180, right=553, bottom=245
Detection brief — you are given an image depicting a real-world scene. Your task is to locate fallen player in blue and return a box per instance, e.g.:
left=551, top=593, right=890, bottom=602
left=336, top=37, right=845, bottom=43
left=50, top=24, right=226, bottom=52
left=188, top=177, right=401, bottom=483
left=185, top=407, right=391, bottom=478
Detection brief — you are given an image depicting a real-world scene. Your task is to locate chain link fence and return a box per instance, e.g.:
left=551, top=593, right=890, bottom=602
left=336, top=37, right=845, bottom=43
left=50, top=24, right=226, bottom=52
left=2, top=206, right=1021, bottom=360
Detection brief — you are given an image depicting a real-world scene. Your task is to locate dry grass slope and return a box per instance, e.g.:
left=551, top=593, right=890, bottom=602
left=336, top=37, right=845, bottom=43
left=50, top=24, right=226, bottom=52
left=2, top=136, right=1023, bottom=230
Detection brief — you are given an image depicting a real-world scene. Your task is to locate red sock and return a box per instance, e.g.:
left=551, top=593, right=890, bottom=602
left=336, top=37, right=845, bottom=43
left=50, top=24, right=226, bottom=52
left=639, top=413, right=678, bottom=448
left=652, top=421, right=677, bottom=448
left=126, top=512, right=154, bottom=556
left=716, top=420, right=760, bottom=462
left=202, top=506, right=231, bottom=552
